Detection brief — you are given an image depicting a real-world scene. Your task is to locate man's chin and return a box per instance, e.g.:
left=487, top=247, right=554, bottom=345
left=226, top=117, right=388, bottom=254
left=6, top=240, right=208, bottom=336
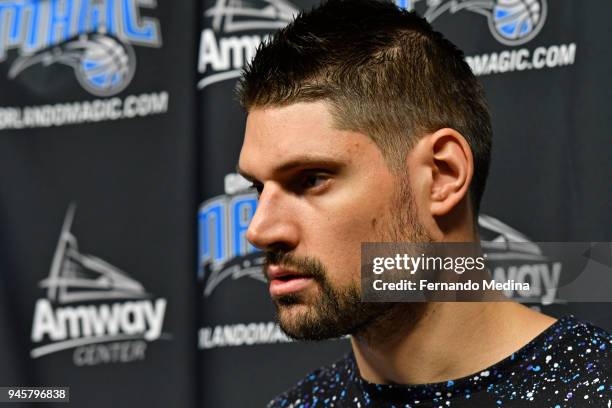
left=275, top=302, right=310, bottom=329
left=269, top=279, right=380, bottom=340
left=273, top=296, right=419, bottom=341
left=274, top=302, right=337, bottom=341
left=274, top=301, right=309, bottom=318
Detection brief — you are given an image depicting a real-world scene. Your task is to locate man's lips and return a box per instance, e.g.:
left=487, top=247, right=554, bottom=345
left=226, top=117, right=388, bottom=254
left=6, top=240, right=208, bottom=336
left=267, top=264, right=315, bottom=297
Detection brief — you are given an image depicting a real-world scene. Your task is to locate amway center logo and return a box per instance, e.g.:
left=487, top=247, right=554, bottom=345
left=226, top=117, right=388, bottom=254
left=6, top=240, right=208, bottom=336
left=1, top=0, right=162, bottom=96
left=198, top=0, right=298, bottom=89
left=479, top=214, right=562, bottom=305
left=398, top=0, right=546, bottom=46
left=31, top=205, right=168, bottom=366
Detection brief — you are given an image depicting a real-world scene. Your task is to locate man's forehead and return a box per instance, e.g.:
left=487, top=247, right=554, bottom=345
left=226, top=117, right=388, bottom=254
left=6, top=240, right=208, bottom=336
left=239, top=102, right=374, bottom=176
left=243, top=102, right=337, bottom=150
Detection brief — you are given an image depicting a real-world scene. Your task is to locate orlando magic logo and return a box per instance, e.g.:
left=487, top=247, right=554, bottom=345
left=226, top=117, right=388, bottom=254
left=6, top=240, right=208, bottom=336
left=0, top=0, right=161, bottom=96
left=198, top=173, right=265, bottom=296
left=400, top=0, right=547, bottom=46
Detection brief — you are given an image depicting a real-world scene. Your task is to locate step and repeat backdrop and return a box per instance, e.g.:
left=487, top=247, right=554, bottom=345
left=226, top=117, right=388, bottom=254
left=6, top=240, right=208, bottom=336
left=0, top=0, right=610, bottom=407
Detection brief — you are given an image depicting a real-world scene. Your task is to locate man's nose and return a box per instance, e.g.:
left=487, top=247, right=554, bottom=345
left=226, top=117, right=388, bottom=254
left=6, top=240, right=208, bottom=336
left=246, top=183, right=299, bottom=252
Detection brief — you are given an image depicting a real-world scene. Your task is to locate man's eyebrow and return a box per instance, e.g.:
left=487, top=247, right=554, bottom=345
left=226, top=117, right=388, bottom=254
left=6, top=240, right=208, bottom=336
left=236, top=155, right=344, bottom=182
left=274, top=156, right=344, bottom=173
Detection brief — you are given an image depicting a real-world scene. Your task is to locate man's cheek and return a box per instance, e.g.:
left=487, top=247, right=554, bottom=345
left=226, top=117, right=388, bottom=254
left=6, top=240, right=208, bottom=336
left=316, top=245, right=362, bottom=287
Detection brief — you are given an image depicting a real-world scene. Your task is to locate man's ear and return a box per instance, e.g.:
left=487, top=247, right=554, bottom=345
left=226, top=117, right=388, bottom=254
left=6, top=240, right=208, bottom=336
left=428, top=128, right=473, bottom=216
left=408, top=128, right=474, bottom=218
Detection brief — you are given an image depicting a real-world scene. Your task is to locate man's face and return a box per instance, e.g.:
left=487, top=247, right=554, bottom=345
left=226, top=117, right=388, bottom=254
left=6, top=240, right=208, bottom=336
left=238, top=101, right=428, bottom=340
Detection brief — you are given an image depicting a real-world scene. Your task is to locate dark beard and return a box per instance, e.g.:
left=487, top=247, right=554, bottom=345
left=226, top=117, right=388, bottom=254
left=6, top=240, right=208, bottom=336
left=265, top=251, right=398, bottom=340
left=264, top=177, right=430, bottom=341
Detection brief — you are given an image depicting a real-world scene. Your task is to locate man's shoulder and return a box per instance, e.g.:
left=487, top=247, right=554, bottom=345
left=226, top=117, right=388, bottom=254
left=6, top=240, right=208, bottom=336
left=266, top=353, right=354, bottom=408
left=549, top=315, right=610, bottom=370
left=524, top=315, right=611, bottom=404
left=552, top=315, right=610, bottom=351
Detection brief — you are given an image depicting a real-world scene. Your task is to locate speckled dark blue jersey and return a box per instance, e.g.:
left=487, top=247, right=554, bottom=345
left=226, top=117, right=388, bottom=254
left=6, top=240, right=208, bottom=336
left=267, top=315, right=611, bottom=407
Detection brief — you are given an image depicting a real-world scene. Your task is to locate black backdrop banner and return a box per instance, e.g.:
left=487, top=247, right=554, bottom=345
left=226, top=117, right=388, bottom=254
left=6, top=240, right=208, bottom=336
left=0, top=0, right=610, bottom=407
left=0, top=0, right=197, bottom=407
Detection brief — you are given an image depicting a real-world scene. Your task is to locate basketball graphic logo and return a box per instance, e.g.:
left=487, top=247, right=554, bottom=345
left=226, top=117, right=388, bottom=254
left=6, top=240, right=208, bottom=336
left=491, top=0, right=547, bottom=46
left=72, top=35, right=136, bottom=97
left=9, top=34, right=136, bottom=97
left=405, top=0, right=547, bottom=47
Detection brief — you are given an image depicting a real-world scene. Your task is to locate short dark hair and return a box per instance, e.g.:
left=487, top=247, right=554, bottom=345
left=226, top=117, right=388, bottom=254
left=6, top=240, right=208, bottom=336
left=238, top=0, right=492, bottom=215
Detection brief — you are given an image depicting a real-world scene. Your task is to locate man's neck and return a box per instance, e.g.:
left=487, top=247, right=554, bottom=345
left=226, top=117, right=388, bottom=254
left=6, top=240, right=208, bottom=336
left=350, top=302, right=557, bottom=385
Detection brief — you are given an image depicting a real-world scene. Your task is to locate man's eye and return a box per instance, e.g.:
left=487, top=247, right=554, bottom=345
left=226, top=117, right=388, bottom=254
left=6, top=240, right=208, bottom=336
left=301, top=174, right=329, bottom=190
